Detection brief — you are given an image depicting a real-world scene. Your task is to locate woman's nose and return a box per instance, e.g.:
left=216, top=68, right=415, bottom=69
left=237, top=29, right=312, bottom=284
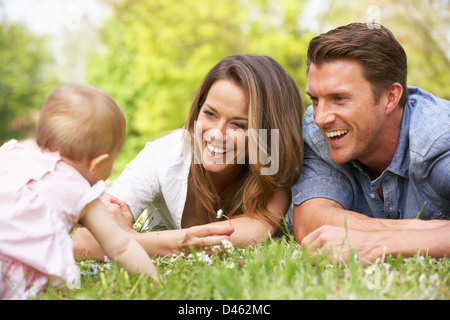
left=207, top=125, right=226, bottom=144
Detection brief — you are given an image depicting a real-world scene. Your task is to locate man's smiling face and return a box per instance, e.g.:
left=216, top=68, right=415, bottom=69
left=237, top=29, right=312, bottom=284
left=306, top=59, right=387, bottom=165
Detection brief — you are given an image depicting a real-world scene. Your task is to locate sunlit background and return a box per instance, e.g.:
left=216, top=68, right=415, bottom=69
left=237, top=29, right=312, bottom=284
left=1, top=0, right=449, bottom=177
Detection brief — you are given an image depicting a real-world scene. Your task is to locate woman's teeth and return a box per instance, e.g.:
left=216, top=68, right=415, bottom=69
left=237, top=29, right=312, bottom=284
left=206, top=143, right=231, bottom=155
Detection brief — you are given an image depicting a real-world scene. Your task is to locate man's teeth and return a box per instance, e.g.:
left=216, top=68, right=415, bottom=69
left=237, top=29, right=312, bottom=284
left=326, top=130, right=349, bottom=138
left=207, top=143, right=231, bottom=155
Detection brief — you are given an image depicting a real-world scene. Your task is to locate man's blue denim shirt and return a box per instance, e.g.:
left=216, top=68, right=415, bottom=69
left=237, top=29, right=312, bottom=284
left=292, top=87, right=450, bottom=220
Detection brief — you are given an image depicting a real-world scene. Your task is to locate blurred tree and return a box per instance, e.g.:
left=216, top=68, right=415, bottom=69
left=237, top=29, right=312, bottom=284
left=0, top=22, right=59, bottom=144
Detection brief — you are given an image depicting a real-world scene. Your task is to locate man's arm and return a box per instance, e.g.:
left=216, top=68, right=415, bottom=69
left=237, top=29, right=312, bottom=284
left=294, top=197, right=450, bottom=263
left=301, top=222, right=450, bottom=264
left=293, top=198, right=375, bottom=242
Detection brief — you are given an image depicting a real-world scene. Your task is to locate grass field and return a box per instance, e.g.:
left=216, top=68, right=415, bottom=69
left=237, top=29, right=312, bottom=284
left=35, top=219, right=449, bottom=301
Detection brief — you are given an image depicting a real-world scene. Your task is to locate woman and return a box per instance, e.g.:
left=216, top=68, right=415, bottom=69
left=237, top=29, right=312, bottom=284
left=73, top=55, right=304, bottom=259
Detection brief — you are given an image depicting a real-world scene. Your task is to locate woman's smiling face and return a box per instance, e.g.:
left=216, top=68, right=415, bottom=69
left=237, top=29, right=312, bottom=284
left=195, top=79, right=249, bottom=175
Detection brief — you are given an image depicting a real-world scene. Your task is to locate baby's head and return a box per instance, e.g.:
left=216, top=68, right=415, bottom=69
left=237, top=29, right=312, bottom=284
left=36, top=83, right=126, bottom=184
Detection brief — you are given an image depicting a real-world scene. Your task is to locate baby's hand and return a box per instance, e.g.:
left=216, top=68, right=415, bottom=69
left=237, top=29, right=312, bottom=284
left=103, top=195, right=135, bottom=232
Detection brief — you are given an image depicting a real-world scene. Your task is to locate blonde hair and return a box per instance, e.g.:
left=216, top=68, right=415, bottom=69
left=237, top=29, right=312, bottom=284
left=36, top=83, right=126, bottom=160
left=184, top=55, right=304, bottom=227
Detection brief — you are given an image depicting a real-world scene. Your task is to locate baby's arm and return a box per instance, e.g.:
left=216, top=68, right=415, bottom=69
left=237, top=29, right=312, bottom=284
left=79, top=198, right=157, bottom=278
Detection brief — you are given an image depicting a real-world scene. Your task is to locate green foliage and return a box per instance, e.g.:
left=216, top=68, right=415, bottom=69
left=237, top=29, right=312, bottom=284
left=0, top=23, right=59, bottom=144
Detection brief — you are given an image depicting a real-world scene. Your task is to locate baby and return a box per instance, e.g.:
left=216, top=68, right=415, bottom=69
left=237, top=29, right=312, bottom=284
left=0, top=83, right=157, bottom=299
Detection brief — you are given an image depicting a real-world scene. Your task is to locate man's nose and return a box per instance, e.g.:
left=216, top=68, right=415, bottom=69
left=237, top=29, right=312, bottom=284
left=313, top=101, right=336, bottom=127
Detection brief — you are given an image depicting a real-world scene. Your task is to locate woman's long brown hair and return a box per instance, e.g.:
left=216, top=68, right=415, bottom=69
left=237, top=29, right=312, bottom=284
left=184, top=55, right=304, bottom=227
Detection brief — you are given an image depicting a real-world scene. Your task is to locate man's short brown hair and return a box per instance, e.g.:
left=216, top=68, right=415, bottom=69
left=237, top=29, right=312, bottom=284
left=307, top=22, right=408, bottom=107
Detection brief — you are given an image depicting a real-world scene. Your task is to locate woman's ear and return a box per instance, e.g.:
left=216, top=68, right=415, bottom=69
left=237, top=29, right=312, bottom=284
left=89, top=154, right=110, bottom=173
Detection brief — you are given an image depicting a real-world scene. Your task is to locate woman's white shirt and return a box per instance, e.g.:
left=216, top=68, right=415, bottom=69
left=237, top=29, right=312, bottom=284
left=108, top=130, right=192, bottom=229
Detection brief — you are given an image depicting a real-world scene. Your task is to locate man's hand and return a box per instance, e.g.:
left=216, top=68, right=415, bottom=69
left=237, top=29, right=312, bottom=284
left=301, top=225, right=381, bottom=265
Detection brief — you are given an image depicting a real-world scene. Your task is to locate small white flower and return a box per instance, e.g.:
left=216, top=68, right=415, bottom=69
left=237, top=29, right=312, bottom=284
left=292, top=249, right=302, bottom=258
left=429, top=274, right=439, bottom=286
left=196, top=251, right=213, bottom=265
left=88, top=264, right=98, bottom=275
left=364, top=265, right=376, bottom=275
left=222, top=238, right=233, bottom=249
left=201, top=255, right=213, bottom=265
left=216, top=209, right=232, bottom=226
left=100, top=264, right=111, bottom=272
left=169, top=256, right=177, bottom=265
left=225, top=261, right=235, bottom=269
left=419, top=273, right=426, bottom=283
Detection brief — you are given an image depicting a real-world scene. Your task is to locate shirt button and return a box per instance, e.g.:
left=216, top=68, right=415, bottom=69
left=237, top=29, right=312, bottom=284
left=369, top=193, right=376, bottom=199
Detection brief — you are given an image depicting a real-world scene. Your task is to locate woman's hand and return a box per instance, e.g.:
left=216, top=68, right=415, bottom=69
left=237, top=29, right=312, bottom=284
left=179, top=224, right=235, bottom=254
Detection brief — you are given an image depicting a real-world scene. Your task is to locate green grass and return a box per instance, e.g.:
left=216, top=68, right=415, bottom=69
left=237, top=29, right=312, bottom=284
left=36, top=232, right=449, bottom=300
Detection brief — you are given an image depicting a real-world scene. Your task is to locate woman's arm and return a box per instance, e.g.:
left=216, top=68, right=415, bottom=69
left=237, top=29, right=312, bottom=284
left=207, top=186, right=290, bottom=247
left=73, top=213, right=235, bottom=258
left=73, top=188, right=289, bottom=259
left=73, top=195, right=235, bottom=258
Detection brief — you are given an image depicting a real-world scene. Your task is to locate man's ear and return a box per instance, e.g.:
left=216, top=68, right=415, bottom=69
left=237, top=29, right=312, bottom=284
left=89, top=154, right=110, bottom=173
left=384, top=82, right=403, bottom=115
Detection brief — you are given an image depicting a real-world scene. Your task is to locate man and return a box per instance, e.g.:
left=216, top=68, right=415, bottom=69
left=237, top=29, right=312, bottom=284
left=292, top=23, right=450, bottom=264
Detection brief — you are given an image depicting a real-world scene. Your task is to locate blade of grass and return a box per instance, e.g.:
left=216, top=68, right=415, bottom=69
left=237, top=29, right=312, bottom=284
left=415, top=201, right=426, bottom=219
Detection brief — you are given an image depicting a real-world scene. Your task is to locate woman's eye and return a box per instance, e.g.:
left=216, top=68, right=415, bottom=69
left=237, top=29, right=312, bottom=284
left=233, top=123, right=246, bottom=130
left=203, top=110, right=214, bottom=117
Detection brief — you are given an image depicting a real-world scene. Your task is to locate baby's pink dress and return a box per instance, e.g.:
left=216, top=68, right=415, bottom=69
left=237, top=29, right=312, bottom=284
left=0, top=140, right=104, bottom=299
